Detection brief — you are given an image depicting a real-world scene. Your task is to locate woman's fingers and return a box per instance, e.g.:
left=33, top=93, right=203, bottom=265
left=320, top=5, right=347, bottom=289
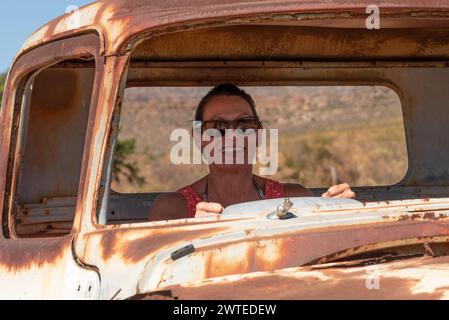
left=322, top=183, right=356, bottom=199
left=332, top=188, right=356, bottom=199
left=197, top=202, right=224, bottom=212
left=195, top=202, right=224, bottom=217
left=326, top=183, right=350, bottom=197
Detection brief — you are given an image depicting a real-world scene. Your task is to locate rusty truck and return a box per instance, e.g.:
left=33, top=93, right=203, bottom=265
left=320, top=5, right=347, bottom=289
left=1, top=0, right=449, bottom=299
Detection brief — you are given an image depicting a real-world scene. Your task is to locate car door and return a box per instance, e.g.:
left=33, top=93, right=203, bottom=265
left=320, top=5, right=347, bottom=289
left=0, top=34, right=104, bottom=299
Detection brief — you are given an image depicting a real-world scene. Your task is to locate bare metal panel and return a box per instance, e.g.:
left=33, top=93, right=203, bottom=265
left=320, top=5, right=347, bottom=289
left=18, top=0, right=449, bottom=58
left=17, top=68, right=95, bottom=204
left=132, top=26, right=449, bottom=61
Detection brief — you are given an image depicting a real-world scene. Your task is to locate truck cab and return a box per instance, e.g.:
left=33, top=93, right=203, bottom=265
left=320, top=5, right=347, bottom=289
left=1, top=0, right=449, bottom=299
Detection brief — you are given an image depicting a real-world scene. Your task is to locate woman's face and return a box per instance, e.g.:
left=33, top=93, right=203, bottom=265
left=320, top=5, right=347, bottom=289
left=200, top=95, right=260, bottom=168
left=202, top=95, right=254, bottom=123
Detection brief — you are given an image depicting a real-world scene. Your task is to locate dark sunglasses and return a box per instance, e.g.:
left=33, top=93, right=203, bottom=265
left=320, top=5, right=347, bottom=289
left=201, top=117, right=261, bottom=135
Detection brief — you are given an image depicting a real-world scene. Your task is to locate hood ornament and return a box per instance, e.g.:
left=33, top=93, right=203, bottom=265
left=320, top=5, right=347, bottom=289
left=268, top=198, right=296, bottom=220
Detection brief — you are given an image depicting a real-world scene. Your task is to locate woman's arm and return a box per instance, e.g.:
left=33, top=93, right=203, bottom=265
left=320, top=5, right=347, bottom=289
left=148, top=193, right=189, bottom=222
left=149, top=183, right=356, bottom=221
left=148, top=193, right=223, bottom=221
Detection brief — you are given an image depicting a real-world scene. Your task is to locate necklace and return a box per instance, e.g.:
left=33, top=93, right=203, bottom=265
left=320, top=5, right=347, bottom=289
left=202, top=176, right=266, bottom=202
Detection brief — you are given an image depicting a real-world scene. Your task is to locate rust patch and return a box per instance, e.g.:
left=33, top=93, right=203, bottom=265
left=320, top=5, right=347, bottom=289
left=382, top=212, right=445, bottom=221
left=97, top=226, right=228, bottom=263
left=166, top=259, right=449, bottom=300
left=15, top=0, right=449, bottom=60
left=127, top=290, right=177, bottom=300
left=0, top=236, right=71, bottom=273
left=398, top=212, right=440, bottom=221
left=195, top=220, right=449, bottom=280
left=423, top=212, right=440, bottom=220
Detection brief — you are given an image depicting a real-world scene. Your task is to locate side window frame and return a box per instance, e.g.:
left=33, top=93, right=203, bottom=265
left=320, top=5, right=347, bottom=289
left=0, top=34, right=104, bottom=239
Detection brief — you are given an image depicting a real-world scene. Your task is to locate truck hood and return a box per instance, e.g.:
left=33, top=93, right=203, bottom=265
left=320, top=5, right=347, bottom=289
left=142, top=255, right=449, bottom=300
left=78, top=197, right=449, bottom=299
left=135, top=197, right=449, bottom=296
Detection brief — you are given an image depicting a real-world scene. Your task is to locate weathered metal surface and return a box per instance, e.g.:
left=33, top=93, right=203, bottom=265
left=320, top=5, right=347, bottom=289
left=0, top=35, right=104, bottom=299
left=71, top=197, right=449, bottom=299
left=16, top=0, right=449, bottom=61
left=2, top=0, right=449, bottom=300
left=17, top=67, right=94, bottom=205
left=0, top=236, right=100, bottom=299
left=157, top=255, right=449, bottom=300
left=130, top=25, right=449, bottom=61
left=72, top=54, right=130, bottom=235
left=0, top=34, right=102, bottom=238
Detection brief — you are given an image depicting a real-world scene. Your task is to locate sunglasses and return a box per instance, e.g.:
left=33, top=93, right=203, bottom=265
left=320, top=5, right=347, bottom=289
left=201, top=117, right=262, bottom=136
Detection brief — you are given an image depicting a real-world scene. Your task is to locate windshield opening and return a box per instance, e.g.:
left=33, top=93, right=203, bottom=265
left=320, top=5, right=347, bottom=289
left=99, top=84, right=407, bottom=225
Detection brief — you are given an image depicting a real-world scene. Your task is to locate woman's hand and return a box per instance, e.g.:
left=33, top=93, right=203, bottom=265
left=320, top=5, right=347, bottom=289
left=194, top=183, right=355, bottom=218
left=322, top=183, right=356, bottom=199
left=195, top=202, right=224, bottom=218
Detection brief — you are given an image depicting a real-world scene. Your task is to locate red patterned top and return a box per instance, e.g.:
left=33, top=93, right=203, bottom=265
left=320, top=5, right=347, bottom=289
left=177, top=178, right=285, bottom=218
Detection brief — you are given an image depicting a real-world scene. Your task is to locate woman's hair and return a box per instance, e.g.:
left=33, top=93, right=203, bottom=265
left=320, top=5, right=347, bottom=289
left=195, top=83, right=259, bottom=121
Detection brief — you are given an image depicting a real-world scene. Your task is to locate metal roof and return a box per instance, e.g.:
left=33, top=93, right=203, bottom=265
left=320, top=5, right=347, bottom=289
left=18, top=0, right=449, bottom=60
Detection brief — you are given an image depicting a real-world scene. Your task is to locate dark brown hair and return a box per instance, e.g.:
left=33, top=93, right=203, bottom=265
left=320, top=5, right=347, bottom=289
left=195, top=83, right=259, bottom=121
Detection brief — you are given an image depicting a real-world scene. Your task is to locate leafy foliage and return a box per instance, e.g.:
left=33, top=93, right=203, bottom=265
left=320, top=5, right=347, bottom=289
left=113, top=139, right=146, bottom=187
left=0, top=72, right=6, bottom=104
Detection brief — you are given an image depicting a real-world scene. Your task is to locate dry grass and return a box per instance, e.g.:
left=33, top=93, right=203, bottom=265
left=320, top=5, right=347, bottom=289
left=272, top=119, right=407, bottom=187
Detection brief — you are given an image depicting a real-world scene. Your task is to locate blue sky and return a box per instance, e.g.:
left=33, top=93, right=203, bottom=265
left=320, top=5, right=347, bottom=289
left=0, top=0, right=94, bottom=72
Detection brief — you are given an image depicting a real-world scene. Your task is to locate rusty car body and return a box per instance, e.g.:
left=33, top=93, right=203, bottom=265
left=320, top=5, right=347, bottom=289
left=2, top=0, right=449, bottom=299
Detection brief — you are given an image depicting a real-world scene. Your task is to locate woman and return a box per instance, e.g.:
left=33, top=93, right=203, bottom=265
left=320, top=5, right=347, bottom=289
left=149, top=84, right=355, bottom=221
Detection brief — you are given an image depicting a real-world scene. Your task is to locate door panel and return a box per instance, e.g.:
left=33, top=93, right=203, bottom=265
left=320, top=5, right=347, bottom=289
left=0, top=34, right=103, bottom=299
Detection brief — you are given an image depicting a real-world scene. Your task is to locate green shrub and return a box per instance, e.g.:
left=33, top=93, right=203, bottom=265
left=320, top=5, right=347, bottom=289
left=113, top=139, right=146, bottom=187
left=0, top=72, right=6, bottom=105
